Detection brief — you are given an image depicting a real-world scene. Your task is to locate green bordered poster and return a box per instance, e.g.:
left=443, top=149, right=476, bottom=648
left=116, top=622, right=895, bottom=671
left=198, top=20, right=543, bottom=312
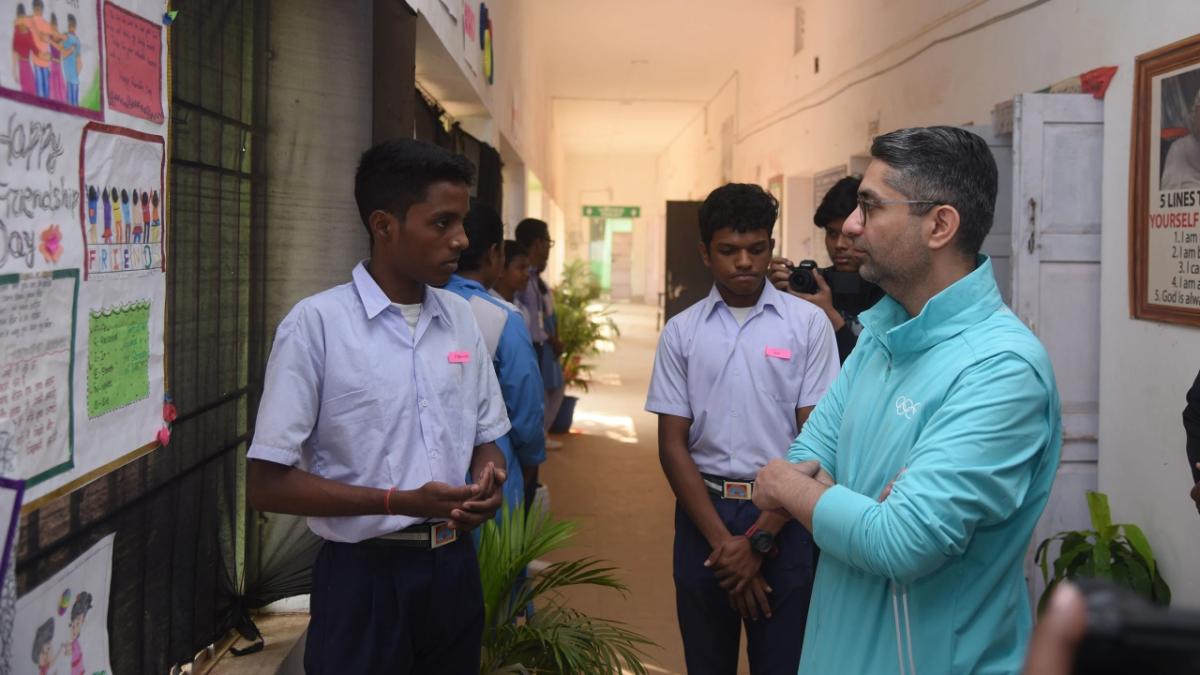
left=0, top=269, right=79, bottom=486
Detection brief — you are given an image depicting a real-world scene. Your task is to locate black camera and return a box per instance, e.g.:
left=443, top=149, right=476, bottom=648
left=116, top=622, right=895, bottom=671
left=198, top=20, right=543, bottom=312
left=788, top=260, right=820, bottom=294
left=1071, top=578, right=1200, bottom=674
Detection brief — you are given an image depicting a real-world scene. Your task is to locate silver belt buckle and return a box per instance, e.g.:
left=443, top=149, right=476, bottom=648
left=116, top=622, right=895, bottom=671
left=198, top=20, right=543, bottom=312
left=723, top=481, right=753, bottom=500
left=430, top=522, right=457, bottom=549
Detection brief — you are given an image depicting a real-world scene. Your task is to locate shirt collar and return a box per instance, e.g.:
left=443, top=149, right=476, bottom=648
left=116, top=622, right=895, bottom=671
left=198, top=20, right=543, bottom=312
left=702, top=279, right=783, bottom=321
left=352, top=260, right=446, bottom=322
left=859, top=255, right=1004, bottom=356
left=445, top=274, right=487, bottom=294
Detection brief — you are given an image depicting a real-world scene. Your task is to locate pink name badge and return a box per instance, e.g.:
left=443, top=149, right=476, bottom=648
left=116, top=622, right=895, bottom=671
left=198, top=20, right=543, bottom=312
left=765, top=347, right=792, bottom=360
left=448, top=351, right=471, bottom=364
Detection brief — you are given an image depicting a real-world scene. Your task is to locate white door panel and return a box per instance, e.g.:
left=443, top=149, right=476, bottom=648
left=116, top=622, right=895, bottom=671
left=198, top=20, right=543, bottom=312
left=1010, top=93, right=1104, bottom=609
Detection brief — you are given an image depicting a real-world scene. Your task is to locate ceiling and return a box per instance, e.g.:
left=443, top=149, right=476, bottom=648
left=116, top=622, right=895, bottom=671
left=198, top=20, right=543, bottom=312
left=528, top=0, right=794, bottom=156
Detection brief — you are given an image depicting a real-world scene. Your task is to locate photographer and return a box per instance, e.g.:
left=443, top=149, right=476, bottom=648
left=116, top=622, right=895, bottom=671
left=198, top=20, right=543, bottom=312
left=768, top=175, right=884, bottom=362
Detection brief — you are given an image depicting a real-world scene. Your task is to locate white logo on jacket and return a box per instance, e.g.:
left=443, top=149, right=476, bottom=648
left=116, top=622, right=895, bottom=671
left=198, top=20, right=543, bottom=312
left=894, top=396, right=921, bottom=419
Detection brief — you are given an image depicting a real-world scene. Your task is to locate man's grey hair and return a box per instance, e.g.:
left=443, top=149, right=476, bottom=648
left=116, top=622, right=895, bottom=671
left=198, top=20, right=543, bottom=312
left=870, top=126, right=999, bottom=258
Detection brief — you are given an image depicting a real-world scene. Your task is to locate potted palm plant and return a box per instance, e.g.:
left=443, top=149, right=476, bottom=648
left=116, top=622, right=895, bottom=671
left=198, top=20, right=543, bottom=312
left=477, top=503, right=654, bottom=674
left=549, top=261, right=619, bottom=433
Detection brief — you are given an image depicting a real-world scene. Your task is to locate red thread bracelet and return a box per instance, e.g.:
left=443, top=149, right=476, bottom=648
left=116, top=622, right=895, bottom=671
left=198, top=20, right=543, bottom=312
left=384, top=487, right=396, bottom=515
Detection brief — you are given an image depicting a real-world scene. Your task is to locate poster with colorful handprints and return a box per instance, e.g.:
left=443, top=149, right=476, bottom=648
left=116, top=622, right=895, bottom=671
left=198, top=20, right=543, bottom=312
left=14, top=533, right=112, bottom=675
left=0, top=0, right=103, bottom=119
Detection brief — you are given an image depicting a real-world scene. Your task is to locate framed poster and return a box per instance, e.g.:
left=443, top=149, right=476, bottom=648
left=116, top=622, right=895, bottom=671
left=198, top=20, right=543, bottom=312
left=1130, top=34, right=1200, bottom=326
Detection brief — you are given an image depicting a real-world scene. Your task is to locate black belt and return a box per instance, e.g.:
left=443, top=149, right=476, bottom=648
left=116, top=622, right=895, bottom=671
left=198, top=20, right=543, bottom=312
left=372, top=521, right=458, bottom=549
left=701, top=473, right=755, bottom=501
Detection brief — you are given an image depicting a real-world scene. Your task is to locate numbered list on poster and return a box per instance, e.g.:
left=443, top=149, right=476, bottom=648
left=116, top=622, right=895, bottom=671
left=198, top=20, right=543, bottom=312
left=1150, top=189, right=1200, bottom=308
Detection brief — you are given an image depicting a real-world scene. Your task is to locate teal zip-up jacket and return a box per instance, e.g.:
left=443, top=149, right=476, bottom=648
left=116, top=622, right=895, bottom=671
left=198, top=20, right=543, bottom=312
left=789, top=257, right=1062, bottom=675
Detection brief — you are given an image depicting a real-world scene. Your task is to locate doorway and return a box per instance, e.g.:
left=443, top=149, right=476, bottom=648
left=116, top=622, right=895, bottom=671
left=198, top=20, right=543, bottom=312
left=663, top=201, right=708, bottom=322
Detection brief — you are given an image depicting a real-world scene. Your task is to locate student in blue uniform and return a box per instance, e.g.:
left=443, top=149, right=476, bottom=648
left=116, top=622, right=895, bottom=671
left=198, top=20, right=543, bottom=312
left=445, top=200, right=546, bottom=512
left=245, top=139, right=510, bottom=674
left=645, top=183, right=840, bottom=675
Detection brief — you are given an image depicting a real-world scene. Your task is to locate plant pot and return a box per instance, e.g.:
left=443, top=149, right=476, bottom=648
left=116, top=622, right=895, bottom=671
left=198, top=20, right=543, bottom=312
left=549, top=395, right=579, bottom=434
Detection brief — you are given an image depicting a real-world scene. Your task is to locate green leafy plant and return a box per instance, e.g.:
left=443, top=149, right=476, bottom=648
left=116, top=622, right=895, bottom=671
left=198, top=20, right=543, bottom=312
left=477, top=502, right=654, bottom=674
left=554, top=260, right=619, bottom=391
left=1034, top=490, right=1170, bottom=613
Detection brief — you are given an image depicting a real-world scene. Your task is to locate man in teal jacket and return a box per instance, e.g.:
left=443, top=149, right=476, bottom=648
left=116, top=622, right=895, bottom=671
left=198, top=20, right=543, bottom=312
left=754, top=126, right=1062, bottom=674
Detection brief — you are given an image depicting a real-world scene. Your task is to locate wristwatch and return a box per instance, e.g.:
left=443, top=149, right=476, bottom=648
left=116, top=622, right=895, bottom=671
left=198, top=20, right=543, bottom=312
left=744, top=524, right=776, bottom=555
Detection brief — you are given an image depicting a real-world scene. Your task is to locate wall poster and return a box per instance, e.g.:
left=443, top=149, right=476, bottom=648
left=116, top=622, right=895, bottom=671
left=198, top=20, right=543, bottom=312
left=13, top=534, right=113, bottom=675
left=0, top=0, right=170, bottom=510
left=1131, top=34, right=1200, bottom=326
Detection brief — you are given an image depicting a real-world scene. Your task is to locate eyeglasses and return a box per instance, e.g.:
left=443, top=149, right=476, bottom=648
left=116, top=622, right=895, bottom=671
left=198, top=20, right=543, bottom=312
left=856, top=197, right=942, bottom=225
left=545, top=238, right=556, bottom=249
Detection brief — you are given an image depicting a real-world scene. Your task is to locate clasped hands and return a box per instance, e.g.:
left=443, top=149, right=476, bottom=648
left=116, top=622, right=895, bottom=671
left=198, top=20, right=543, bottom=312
left=415, top=462, right=507, bottom=532
left=702, top=460, right=833, bottom=621
left=752, top=459, right=834, bottom=513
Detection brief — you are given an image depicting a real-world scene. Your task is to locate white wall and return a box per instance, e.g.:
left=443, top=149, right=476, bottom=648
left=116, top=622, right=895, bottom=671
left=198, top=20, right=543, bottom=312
left=653, top=0, right=1200, bottom=604
left=405, top=0, right=564, bottom=202
left=1095, top=21, right=1200, bottom=608
left=265, top=0, right=373, bottom=331
left=563, top=154, right=661, bottom=301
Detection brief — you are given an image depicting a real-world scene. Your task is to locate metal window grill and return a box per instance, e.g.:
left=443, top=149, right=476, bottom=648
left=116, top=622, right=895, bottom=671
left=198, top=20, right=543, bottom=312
left=15, top=0, right=267, bottom=672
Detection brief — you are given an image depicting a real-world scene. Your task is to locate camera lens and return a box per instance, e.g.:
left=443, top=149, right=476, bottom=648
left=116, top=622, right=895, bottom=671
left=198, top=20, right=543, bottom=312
left=789, top=260, right=820, bottom=294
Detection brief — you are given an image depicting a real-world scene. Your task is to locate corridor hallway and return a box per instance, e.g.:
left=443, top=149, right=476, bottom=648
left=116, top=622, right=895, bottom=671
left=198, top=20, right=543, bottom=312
left=540, top=302, right=752, bottom=675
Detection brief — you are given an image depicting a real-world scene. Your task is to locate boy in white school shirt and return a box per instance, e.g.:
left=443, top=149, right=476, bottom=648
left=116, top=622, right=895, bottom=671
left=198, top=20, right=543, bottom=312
left=246, top=139, right=510, bottom=674
left=645, top=183, right=839, bottom=674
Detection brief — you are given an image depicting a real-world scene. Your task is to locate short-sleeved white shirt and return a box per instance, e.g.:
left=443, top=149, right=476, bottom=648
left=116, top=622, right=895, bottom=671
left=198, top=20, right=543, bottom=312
left=248, top=261, right=510, bottom=542
left=645, top=282, right=839, bottom=479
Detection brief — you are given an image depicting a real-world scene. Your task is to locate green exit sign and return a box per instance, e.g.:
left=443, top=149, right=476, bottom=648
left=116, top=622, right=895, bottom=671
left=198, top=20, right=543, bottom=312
left=583, top=205, right=641, bottom=218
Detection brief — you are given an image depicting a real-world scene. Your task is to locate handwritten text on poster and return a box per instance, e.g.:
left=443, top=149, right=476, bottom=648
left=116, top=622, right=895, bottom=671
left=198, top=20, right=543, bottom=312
left=87, top=299, right=150, bottom=419
left=0, top=270, right=77, bottom=485
left=103, top=2, right=163, bottom=123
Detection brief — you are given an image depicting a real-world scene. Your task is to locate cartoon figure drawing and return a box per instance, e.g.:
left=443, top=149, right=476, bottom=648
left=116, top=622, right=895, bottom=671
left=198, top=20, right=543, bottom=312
left=11, top=3, right=82, bottom=105
left=120, top=189, right=131, bottom=243
left=140, top=190, right=151, bottom=241
left=27, top=0, right=54, bottom=99
left=130, top=190, right=141, bottom=243
left=150, top=190, right=160, bottom=242
left=109, top=187, right=121, bottom=243
left=61, top=13, right=78, bottom=105
left=33, top=618, right=58, bottom=675
left=12, top=4, right=37, bottom=95
left=86, top=186, right=98, bottom=241
left=101, top=187, right=112, bottom=243
left=62, top=591, right=93, bottom=675
left=47, top=12, right=64, bottom=101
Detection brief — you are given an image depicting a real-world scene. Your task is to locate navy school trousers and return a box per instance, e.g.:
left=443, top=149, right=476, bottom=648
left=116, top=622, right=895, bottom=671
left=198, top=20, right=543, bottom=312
left=304, top=535, right=483, bottom=674
left=674, top=496, right=816, bottom=675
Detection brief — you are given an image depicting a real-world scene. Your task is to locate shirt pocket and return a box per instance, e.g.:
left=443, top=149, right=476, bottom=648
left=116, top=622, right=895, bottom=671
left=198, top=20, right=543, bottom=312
left=434, top=361, right=468, bottom=446
left=314, top=388, right=383, bottom=474
left=754, top=349, right=802, bottom=406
